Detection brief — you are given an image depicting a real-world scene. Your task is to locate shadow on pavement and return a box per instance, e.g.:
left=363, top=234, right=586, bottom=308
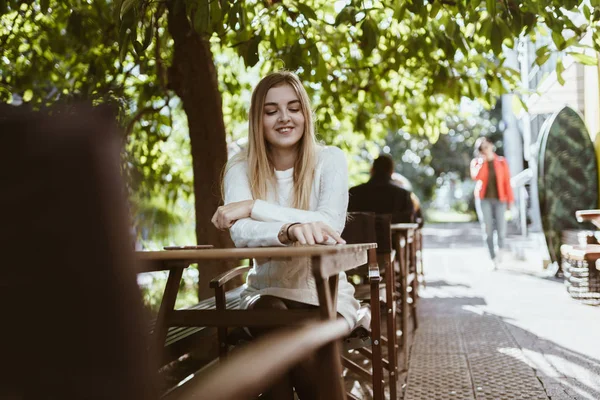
left=408, top=279, right=600, bottom=400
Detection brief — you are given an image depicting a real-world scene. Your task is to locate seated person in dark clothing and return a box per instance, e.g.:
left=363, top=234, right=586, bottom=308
left=348, top=154, right=415, bottom=223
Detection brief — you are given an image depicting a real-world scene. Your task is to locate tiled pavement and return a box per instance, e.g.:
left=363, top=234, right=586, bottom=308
left=403, top=223, right=600, bottom=400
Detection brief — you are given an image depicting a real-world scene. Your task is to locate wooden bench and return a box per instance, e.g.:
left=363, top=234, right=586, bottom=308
left=163, top=318, right=351, bottom=400
left=152, top=285, right=246, bottom=366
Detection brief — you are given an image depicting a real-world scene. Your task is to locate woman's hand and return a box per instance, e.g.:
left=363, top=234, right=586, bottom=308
left=288, top=221, right=346, bottom=245
left=211, top=200, right=255, bottom=230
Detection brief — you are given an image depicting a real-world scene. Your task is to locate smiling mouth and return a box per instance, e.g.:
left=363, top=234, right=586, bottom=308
left=276, top=127, right=294, bottom=133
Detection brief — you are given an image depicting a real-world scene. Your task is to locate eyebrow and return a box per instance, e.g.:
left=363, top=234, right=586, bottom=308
left=264, top=100, right=301, bottom=107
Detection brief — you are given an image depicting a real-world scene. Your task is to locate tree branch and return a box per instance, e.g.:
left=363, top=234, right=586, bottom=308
left=125, top=104, right=166, bottom=137
left=154, top=3, right=168, bottom=90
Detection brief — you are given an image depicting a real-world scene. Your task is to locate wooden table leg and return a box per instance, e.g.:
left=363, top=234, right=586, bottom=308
left=153, top=264, right=185, bottom=366
left=384, top=252, right=398, bottom=400
left=313, top=256, right=346, bottom=400
left=368, top=248, right=384, bottom=400
left=394, top=233, right=409, bottom=371
left=409, top=237, right=419, bottom=330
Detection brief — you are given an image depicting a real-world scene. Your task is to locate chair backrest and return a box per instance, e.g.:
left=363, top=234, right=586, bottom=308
left=0, top=106, right=157, bottom=399
left=343, top=212, right=392, bottom=253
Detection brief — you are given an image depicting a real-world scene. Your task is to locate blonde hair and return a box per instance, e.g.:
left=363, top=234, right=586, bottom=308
left=231, top=71, right=317, bottom=210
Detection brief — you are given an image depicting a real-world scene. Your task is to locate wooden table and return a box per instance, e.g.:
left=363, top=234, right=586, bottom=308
left=136, top=243, right=377, bottom=400
left=390, top=223, right=420, bottom=369
left=576, top=209, right=600, bottom=229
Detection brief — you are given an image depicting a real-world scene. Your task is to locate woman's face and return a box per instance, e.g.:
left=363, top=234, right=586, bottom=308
left=262, top=84, right=305, bottom=152
left=479, top=140, right=494, bottom=158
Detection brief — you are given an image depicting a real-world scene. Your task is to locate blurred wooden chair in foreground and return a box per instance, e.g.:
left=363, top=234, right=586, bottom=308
left=0, top=106, right=158, bottom=399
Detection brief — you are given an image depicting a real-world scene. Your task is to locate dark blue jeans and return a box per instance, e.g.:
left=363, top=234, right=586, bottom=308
left=475, top=198, right=507, bottom=260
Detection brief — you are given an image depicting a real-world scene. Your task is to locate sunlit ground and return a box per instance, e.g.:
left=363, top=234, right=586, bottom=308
left=413, top=244, right=600, bottom=400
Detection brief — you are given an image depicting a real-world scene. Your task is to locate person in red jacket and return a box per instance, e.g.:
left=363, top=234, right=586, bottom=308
left=470, top=137, right=514, bottom=267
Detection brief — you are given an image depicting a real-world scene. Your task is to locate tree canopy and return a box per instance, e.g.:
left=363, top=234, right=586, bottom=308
left=2, top=0, right=600, bottom=248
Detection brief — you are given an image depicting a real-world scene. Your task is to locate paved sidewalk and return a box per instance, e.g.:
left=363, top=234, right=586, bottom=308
left=404, top=224, right=600, bottom=400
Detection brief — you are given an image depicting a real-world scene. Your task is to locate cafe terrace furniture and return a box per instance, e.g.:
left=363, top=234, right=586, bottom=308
left=136, top=243, right=381, bottom=400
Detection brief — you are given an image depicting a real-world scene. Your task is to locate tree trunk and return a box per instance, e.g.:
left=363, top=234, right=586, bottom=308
left=166, top=2, right=236, bottom=300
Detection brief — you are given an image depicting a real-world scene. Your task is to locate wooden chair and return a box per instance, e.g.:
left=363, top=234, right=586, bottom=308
left=343, top=212, right=400, bottom=399
left=560, top=210, right=600, bottom=305
left=208, top=250, right=384, bottom=400
left=390, top=223, right=420, bottom=370
left=0, top=107, right=158, bottom=399
left=415, top=226, right=426, bottom=288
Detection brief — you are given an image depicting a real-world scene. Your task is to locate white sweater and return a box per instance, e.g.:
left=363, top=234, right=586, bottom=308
left=223, top=146, right=360, bottom=328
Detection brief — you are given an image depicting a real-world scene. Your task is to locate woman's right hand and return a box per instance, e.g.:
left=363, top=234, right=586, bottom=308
left=288, top=221, right=346, bottom=245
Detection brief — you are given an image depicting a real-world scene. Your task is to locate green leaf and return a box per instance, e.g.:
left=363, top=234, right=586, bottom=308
left=568, top=52, right=598, bottom=65
left=142, top=20, right=153, bottom=50
left=497, top=18, right=513, bottom=48
left=227, top=2, right=239, bottom=28
left=296, top=3, right=317, bottom=21
left=490, top=21, right=503, bottom=55
left=361, top=18, right=379, bottom=58
left=23, top=89, right=33, bottom=102
left=583, top=5, right=591, bottom=20
left=486, top=0, right=496, bottom=15
left=194, top=0, right=210, bottom=34
left=535, top=45, right=549, bottom=57
left=535, top=48, right=551, bottom=66
left=119, top=32, right=130, bottom=64
left=335, top=6, right=355, bottom=26
left=556, top=58, right=565, bottom=85
left=551, top=30, right=565, bottom=50
left=219, top=0, right=230, bottom=14
left=479, top=16, right=493, bottom=40
left=120, top=0, right=137, bottom=19
left=133, top=40, right=143, bottom=56
left=210, top=0, right=222, bottom=30
left=446, top=20, right=456, bottom=37
left=430, top=1, right=441, bottom=19
left=512, top=95, right=528, bottom=114
left=394, top=1, right=406, bottom=21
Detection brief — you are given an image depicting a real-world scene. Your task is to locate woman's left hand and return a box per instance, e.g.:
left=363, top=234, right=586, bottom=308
left=211, top=200, right=255, bottom=230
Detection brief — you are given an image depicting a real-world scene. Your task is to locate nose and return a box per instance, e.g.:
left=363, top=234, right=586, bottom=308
left=278, top=110, right=290, bottom=122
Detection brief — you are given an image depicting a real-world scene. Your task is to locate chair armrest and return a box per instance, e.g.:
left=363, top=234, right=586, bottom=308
left=209, top=265, right=251, bottom=288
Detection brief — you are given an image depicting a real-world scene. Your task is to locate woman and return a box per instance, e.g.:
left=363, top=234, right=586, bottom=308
left=211, top=71, right=359, bottom=398
left=470, top=137, right=514, bottom=266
